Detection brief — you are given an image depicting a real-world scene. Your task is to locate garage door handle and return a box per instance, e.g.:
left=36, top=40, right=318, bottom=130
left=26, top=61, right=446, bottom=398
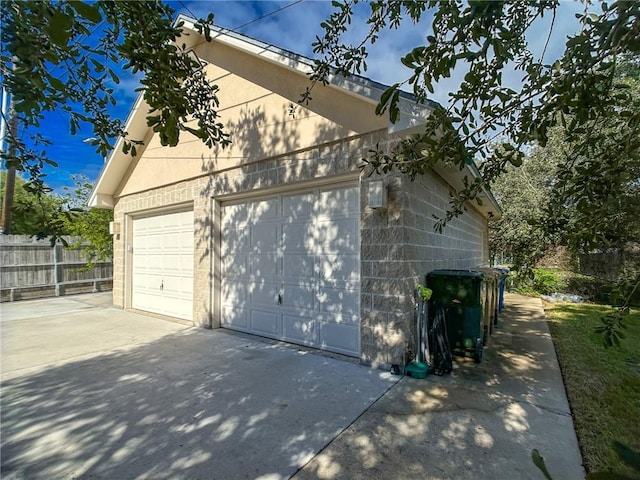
left=160, top=280, right=164, bottom=291
left=277, top=293, right=282, bottom=305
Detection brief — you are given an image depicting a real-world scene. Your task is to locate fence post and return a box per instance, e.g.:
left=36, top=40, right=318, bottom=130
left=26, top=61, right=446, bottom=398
left=54, top=243, right=62, bottom=296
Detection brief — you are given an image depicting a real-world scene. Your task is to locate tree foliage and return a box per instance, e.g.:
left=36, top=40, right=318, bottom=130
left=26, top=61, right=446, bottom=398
left=488, top=142, right=558, bottom=270
left=1, top=0, right=229, bottom=192
left=543, top=57, right=640, bottom=254
left=308, top=0, right=640, bottom=231
left=0, top=171, right=65, bottom=235
left=60, top=175, right=113, bottom=266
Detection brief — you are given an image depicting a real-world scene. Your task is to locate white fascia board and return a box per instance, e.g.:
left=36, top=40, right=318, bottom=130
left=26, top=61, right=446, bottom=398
left=431, top=160, right=502, bottom=219
left=88, top=93, right=149, bottom=208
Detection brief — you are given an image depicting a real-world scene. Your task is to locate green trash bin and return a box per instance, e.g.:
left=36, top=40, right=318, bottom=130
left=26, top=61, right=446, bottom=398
left=426, top=270, right=487, bottom=363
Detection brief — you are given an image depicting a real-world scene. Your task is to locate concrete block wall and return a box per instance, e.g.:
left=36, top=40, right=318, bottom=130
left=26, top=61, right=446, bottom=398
left=360, top=173, right=414, bottom=368
left=359, top=168, right=488, bottom=368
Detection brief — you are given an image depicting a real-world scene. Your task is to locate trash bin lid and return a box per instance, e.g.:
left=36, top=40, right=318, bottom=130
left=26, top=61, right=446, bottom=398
left=469, top=267, right=501, bottom=278
left=427, top=269, right=484, bottom=279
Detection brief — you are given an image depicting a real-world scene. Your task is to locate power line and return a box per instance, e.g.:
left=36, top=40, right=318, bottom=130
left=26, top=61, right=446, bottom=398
left=232, top=0, right=304, bottom=31
left=177, top=0, right=304, bottom=32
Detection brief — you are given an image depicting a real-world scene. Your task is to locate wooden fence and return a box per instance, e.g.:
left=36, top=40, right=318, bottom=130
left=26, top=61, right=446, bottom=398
left=0, top=235, right=113, bottom=302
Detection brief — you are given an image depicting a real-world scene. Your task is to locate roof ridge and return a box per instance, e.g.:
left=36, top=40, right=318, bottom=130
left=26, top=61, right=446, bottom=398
left=175, top=14, right=440, bottom=109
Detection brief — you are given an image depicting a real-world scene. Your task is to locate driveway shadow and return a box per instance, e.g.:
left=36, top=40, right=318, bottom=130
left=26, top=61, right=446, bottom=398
left=1, top=329, right=395, bottom=480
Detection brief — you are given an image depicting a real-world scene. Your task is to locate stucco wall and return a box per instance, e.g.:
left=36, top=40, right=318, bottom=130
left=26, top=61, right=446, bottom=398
left=115, top=41, right=386, bottom=198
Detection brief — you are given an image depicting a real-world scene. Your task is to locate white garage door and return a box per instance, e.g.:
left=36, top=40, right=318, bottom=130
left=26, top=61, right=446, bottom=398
left=221, top=184, right=360, bottom=356
left=132, top=210, right=194, bottom=321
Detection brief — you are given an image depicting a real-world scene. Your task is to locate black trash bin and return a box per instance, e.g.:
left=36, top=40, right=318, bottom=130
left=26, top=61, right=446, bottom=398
left=426, top=270, right=487, bottom=363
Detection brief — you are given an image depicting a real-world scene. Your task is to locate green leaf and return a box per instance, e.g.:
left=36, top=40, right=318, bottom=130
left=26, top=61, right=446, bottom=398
left=531, top=449, right=553, bottom=480
left=389, top=90, right=400, bottom=124
left=90, top=58, right=105, bottom=73
left=48, top=10, right=74, bottom=47
left=376, top=83, right=400, bottom=116
left=108, top=69, right=120, bottom=85
left=72, top=2, right=102, bottom=23
left=508, top=154, right=523, bottom=167
left=48, top=76, right=66, bottom=92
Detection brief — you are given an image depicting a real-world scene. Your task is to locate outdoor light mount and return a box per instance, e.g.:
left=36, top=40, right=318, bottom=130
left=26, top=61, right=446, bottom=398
left=368, top=180, right=387, bottom=209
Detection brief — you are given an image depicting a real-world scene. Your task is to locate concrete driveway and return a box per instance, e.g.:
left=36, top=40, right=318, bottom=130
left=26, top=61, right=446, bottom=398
left=1, top=293, right=585, bottom=480
left=1, top=293, right=397, bottom=480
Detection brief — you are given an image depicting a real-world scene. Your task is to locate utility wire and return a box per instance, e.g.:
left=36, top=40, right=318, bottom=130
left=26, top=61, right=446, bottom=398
left=178, top=0, right=304, bottom=31
left=232, top=0, right=304, bottom=31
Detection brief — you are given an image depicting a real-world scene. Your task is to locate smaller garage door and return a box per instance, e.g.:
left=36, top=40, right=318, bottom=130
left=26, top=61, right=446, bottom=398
left=132, top=210, right=194, bottom=321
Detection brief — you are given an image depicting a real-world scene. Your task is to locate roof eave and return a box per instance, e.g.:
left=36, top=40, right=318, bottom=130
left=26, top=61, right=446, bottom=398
left=88, top=94, right=149, bottom=209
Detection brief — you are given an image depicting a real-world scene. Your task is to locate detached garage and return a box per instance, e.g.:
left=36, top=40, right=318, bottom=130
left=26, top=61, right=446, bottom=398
left=89, top=17, right=500, bottom=368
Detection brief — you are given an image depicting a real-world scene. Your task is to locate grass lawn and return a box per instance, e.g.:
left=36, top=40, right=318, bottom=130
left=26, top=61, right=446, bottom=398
left=545, top=302, right=640, bottom=478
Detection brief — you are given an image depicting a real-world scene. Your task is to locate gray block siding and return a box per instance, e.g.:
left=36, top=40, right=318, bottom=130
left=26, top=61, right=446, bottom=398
left=360, top=171, right=488, bottom=368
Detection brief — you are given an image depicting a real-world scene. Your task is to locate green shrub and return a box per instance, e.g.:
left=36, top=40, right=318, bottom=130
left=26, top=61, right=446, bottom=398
left=532, top=268, right=565, bottom=295
left=510, top=268, right=565, bottom=296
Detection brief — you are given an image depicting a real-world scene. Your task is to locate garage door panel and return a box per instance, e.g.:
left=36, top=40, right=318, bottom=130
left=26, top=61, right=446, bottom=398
left=283, top=193, right=314, bottom=219
left=250, top=310, right=279, bottom=336
left=161, top=254, right=182, bottom=273
left=317, top=255, right=359, bottom=283
left=283, top=253, right=314, bottom=279
left=248, top=198, right=279, bottom=224
left=282, top=282, right=315, bottom=312
left=251, top=223, right=279, bottom=250
left=314, top=218, right=359, bottom=253
left=222, top=204, right=248, bottom=229
left=317, top=287, right=359, bottom=317
left=318, top=186, right=359, bottom=218
left=320, top=321, right=359, bottom=356
left=222, top=280, right=248, bottom=305
left=223, top=305, right=247, bottom=329
left=283, top=223, right=312, bottom=251
left=222, top=255, right=249, bottom=278
left=282, top=314, right=316, bottom=346
left=163, top=297, right=193, bottom=320
left=132, top=292, right=157, bottom=312
left=251, top=252, right=279, bottom=277
left=221, top=228, right=249, bottom=255
left=251, top=281, right=280, bottom=306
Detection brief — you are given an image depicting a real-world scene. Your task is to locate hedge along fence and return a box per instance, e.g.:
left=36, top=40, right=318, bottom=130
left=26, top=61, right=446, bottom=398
left=0, top=235, right=113, bottom=302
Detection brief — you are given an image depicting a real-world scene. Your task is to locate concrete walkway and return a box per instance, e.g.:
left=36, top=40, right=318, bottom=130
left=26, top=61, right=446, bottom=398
left=294, top=293, right=585, bottom=479
left=0, top=292, right=585, bottom=479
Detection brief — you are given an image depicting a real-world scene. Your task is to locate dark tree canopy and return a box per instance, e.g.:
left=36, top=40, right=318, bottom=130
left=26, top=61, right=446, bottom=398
left=307, top=0, right=639, bottom=232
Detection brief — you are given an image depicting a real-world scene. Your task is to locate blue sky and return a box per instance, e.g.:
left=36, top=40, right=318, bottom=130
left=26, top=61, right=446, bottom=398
left=9, top=0, right=588, bottom=193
